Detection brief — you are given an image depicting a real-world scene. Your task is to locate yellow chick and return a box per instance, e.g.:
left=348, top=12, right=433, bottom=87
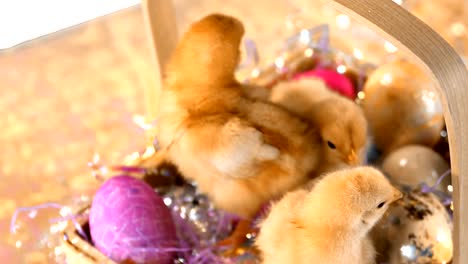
left=256, top=166, right=402, bottom=264
left=158, top=13, right=321, bottom=219
left=270, top=78, right=333, bottom=114
left=271, top=78, right=368, bottom=174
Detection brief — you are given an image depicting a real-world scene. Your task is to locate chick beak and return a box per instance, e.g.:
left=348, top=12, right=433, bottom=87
left=346, top=149, right=359, bottom=165
left=392, top=188, right=403, bottom=202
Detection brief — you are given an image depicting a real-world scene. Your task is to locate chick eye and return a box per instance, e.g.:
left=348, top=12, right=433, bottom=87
left=377, top=202, right=386, bottom=208
left=327, top=141, right=336, bottom=149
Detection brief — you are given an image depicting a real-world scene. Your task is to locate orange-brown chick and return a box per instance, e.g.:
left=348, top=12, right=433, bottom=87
left=158, top=14, right=321, bottom=219
left=256, top=167, right=402, bottom=264
left=271, top=78, right=368, bottom=174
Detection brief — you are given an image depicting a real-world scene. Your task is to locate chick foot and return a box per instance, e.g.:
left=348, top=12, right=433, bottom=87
left=217, top=219, right=254, bottom=256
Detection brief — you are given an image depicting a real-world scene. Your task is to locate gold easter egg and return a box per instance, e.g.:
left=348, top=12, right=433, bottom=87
left=382, top=145, right=450, bottom=193
left=362, top=60, right=444, bottom=154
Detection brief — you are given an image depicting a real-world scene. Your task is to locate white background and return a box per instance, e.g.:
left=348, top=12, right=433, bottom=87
left=0, top=0, right=140, bottom=49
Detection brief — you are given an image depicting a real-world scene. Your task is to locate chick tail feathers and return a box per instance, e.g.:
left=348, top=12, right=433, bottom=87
left=165, top=14, right=245, bottom=87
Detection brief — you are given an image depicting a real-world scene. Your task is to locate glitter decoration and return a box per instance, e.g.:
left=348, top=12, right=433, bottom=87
left=282, top=24, right=330, bottom=52
left=242, top=23, right=373, bottom=93
left=239, top=38, right=260, bottom=69
left=166, top=186, right=243, bottom=262
left=164, top=184, right=238, bottom=246
left=11, top=203, right=89, bottom=242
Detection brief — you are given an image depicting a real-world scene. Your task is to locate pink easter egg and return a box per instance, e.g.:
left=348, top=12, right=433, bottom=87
left=90, top=175, right=178, bottom=264
left=293, top=68, right=356, bottom=99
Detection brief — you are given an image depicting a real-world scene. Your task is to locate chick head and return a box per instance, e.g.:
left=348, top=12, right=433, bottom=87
left=319, top=167, right=402, bottom=233
left=311, top=97, right=368, bottom=166
left=302, top=167, right=402, bottom=239
left=166, top=13, right=245, bottom=86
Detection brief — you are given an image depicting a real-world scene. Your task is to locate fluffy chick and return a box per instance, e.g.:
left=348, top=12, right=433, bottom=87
left=158, top=14, right=322, bottom=219
left=271, top=78, right=368, bottom=174
left=256, top=166, right=402, bottom=264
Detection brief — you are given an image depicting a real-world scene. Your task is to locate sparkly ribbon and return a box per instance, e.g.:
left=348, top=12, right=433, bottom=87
left=10, top=202, right=90, bottom=242
left=420, top=169, right=451, bottom=194
left=419, top=169, right=453, bottom=215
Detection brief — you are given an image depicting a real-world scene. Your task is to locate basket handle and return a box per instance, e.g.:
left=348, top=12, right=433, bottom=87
left=141, top=1, right=468, bottom=263
left=141, top=0, right=178, bottom=121
left=327, top=1, right=468, bottom=263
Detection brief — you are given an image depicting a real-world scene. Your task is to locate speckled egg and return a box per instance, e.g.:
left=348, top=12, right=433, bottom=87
left=382, top=145, right=451, bottom=192
left=362, top=60, right=444, bottom=154
left=90, top=175, right=178, bottom=264
left=371, top=191, right=453, bottom=264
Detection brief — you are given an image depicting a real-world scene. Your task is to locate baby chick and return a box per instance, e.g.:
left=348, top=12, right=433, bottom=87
left=158, top=13, right=321, bottom=219
left=271, top=78, right=368, bottom=174
left=256, top=167, right=402, bottom=264
left=270, top=78, right=333, bottom=115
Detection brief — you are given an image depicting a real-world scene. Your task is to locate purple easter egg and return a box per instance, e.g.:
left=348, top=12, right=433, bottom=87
left=90, top=175, right=178, bottom=264
left=293, top=68, right=355, bottom=99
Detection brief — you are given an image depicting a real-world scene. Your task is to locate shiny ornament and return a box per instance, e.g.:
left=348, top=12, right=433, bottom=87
left=163, top=183, right=236, bottom=246
left=161, top=183, right=247, bottom=263
left=382, top=145, right=450, bottom=192
left=90, top=175, right=178, bottom=264
left=293, top=68, right=355, bottom=99
left=372, top=191, right=453, bottom=264
left=362, top=60, right=444, bottom=153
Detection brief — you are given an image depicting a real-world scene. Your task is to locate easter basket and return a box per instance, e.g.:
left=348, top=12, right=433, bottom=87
left=60, top=0, right=468, bottom=263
